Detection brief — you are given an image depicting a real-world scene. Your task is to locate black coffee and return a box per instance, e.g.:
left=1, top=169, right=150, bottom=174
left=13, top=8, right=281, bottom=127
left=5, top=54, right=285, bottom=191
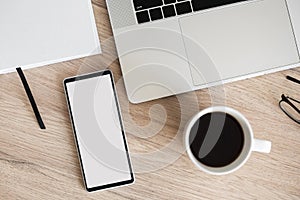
left=189, top=112, right=244, bottom=167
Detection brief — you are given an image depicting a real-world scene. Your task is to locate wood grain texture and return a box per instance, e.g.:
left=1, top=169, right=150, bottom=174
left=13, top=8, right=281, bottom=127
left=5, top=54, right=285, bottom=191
left=0, top=1, right=299, bottom=199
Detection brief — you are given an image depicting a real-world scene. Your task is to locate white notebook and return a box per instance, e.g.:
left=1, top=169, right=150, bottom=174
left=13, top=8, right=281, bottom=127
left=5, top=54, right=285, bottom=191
left=0, top=0, right=101, bottom=74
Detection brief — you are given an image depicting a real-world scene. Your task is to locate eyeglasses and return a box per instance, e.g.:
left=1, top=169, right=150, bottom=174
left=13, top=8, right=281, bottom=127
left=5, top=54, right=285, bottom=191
left=279, top=76, right=300, bottom=124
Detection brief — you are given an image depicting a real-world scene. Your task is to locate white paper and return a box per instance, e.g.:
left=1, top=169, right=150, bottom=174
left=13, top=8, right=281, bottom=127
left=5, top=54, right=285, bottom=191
left=0, top=0, right=101, bottom=74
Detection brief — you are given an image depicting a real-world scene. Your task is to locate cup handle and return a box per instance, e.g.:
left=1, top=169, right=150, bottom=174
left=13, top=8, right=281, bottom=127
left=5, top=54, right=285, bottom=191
left=252, top=139, right=272, bottom=153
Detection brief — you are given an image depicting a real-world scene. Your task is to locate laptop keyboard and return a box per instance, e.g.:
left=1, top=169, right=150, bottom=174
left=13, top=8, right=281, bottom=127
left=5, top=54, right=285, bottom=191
left=133, top=0, right=248, bottom=24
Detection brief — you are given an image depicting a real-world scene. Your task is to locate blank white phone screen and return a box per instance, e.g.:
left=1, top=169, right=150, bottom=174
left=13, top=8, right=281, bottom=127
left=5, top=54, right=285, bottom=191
left=66, top=74, right=132, bottom=190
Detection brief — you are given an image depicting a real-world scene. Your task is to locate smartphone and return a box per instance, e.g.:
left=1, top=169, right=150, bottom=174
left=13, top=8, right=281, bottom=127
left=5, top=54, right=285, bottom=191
left=64, top=70, right=134, bottom=192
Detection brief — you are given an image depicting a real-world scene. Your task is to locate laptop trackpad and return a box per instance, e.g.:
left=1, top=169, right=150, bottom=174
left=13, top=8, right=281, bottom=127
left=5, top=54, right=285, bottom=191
left=179, top=0, right=299, bottom=86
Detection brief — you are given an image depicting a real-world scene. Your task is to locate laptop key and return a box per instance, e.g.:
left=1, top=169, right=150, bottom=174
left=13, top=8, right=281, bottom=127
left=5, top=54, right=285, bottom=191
left=176, top=1, right=192, bottom=15
left=164, top=0, right=176, bottom=4
left=150, top=8, right=163, bottom=21
left=136, top=11, right=150, bottom=23
left=163, top=5, right=176, bottom=18
left=191, top=0, right=248, bottom=12
left=133, top=0, right=163, bottom=11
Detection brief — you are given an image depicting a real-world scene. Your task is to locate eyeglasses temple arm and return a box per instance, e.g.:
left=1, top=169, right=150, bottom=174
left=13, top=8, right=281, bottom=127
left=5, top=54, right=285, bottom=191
left=287, top=76, right=300, bottom=84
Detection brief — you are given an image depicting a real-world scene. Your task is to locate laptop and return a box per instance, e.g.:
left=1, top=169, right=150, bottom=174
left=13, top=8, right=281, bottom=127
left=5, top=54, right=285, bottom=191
left=106, top=0, right=300, bottom=104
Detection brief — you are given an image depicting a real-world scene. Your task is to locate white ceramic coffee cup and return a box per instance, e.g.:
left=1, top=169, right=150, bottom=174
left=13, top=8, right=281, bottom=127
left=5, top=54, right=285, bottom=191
left=185, top=106, right=271, bottom=175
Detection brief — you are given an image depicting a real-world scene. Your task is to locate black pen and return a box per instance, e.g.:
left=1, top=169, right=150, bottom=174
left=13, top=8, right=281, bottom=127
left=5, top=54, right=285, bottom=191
left=16, top=67, right=46, bottom=129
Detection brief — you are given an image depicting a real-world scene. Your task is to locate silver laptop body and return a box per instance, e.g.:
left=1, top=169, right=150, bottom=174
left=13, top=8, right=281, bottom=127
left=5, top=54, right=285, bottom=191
left=106, top=0, right=300, bottom=103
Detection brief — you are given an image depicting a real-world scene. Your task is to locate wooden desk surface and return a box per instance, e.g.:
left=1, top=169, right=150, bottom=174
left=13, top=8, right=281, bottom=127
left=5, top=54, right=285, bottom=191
left=1, top=1, right=299, bottom=199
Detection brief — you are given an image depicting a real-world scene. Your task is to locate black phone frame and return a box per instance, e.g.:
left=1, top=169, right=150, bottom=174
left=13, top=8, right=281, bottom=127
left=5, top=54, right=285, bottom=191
left=63, top=70, right=134, bottom=192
